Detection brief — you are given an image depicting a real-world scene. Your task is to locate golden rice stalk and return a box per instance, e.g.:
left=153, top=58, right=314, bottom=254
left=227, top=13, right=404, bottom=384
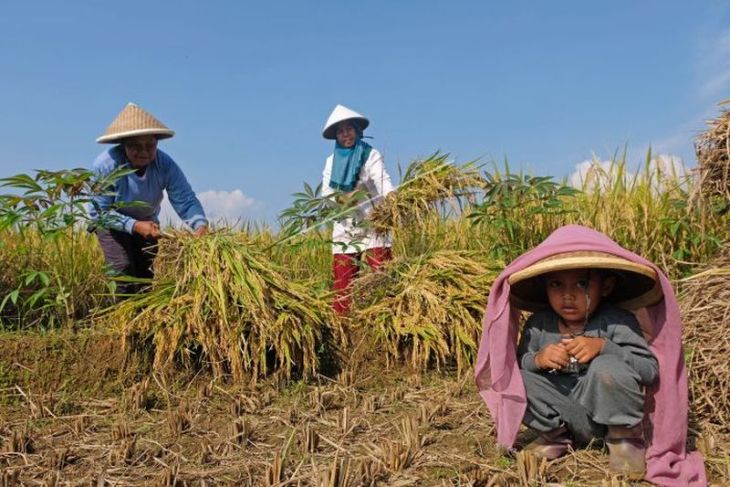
left=102, top=230, right=341, bottom=381
left=679, top=244, right=730, bottom=432
left=351, top=249, right=496, bottom=374
left=695, top=99, right=730, bottom=201
left=367, top=153, right=484, bottom=234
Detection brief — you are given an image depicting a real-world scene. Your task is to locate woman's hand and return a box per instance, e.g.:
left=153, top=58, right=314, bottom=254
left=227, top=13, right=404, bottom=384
left=193, top=225, right=209, bottom=237
left=133, top=221, right=161, bottom=239
left=561, top=336, right=605, bottom=364
left=535, top=343, right=571, bottom=370
left=335, top=191, right=357, bottom=207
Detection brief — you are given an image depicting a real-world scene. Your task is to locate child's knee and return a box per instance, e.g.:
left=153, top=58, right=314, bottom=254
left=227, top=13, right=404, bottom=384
left=587, top=355, right=637, bottom=390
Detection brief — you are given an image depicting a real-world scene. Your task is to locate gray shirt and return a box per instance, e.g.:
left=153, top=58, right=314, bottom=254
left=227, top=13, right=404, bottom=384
left=517, top=304, right=658, bottom=385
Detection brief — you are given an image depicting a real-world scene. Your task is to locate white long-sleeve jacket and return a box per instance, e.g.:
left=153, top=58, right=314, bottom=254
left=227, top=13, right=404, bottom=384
left=321, top=148, right=395, bottom=254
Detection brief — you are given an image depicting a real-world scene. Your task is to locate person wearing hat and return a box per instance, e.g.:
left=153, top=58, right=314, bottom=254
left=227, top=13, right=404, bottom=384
left=88, top=103, right=208, bottom=295
left=320, top=104, right=394, bottom=315
left=512, top=252, right=659, bottom=476
left=475, top=225, right=706, bottom=485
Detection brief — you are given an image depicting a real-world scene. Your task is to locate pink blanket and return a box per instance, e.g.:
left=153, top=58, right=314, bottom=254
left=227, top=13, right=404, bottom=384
left=474, top=225, right=706, bottom=486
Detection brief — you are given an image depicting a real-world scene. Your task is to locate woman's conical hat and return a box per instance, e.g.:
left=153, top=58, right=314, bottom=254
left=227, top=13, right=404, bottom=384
left=96, top=103, right=175, bottom=144
left=322, top=104, right=370, bottom=140
left=508, top=251, right=663, bottom=311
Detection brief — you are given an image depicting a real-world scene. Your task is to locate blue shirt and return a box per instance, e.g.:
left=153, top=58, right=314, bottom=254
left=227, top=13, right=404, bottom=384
left=88, top=145, right=207, bottom=234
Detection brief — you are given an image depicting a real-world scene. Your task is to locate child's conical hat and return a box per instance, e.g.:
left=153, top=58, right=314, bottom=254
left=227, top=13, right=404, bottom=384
left=322, top=104, right=369, bottom=140
left=508, top=251, right=663, bottom=311
left=96, top=103, right=175, bottom=144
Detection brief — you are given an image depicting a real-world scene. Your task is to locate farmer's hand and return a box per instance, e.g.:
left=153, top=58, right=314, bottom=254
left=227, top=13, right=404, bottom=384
left=133, top=221, right=161, bottom=239
left=561, top=336, right=605, bottom=364
left=535, top=343, right=571, bottom=370
left=336, top=191, right=357, bottom=207
left=193, top=225, right=209, bottom=237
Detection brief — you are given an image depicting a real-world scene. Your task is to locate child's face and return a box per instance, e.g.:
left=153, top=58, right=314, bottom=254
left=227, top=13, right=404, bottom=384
left=544, top=269, right=615, bottom=328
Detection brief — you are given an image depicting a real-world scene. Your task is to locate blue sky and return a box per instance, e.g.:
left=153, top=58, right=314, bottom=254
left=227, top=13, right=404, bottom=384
left=1, top=1, right=728, bottom=224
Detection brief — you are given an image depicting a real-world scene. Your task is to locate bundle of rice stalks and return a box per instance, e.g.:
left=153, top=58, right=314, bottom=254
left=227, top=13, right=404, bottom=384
left=351, top=250, right=497, bottom=374
left=102, top=231, right=340, bottom=381
left=679, top=244, right=730, bottom=432
left=695, top=99, right=730, bottom=201
left=367, top=153, right=484, bottom=234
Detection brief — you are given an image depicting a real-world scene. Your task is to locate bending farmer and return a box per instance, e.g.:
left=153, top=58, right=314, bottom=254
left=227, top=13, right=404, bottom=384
left=88, top=103, right=208, bottom=295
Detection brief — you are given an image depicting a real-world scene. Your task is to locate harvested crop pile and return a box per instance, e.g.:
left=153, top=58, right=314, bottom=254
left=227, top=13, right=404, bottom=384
left=680, top=244, right=730, bottom=432
left=695, top=99, right=730, bottom=201
left=102, top=231, right=340, bottom=381
left=367, top=153, right=484, bottom=234
left=351, top=250, right=497, bottom=374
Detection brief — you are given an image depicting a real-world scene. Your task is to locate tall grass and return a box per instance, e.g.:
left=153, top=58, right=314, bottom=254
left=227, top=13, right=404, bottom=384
left=1, top=152, right=727, bottom=376
left=0, top=229, right=109, bottom=329
left=469, top=154, right=727, bottom=277
left=566, top=154, right=726, bottom=277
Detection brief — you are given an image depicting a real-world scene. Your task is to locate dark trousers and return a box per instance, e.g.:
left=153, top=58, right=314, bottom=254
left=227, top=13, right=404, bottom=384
left=95, top=229, right=158, bottom=295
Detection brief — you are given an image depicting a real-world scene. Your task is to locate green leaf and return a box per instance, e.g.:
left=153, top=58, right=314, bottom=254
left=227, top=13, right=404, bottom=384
left=38, top=271, right=50, bottom=287
left=27, top=289, right=48, bottom=308
left=0, top=174, right=43, bottom=192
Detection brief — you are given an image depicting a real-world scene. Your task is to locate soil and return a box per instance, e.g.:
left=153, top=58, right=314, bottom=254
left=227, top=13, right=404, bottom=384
left=0, top=332, right=727, bottom=486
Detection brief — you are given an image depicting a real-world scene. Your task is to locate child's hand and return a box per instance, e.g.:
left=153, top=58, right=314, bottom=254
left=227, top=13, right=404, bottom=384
left=561, top=336, right=605, bottom=364
left=535, top=344, right=570, bottom=370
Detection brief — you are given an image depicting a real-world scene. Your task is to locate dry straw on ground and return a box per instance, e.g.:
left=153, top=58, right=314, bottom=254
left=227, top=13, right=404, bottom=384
left=695, top=99, right=730, bottom=201
left=102, top=231, right=341, bottom=381
left=680, top=244, right=730, bottom=433
left=351, top=250, right=496, bottom=374
left=367, top=153, right=484, bottom=234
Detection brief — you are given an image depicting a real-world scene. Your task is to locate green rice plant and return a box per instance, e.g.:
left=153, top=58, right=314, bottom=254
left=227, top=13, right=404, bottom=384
left=388, top=214, right=498, bottom=263
left=0, top=167, right=132, bottom=328
left=351, top=250, right=499, bottom=374
left=566, top=152, right=727, bottom=277
left=0, top=229, right=108, bottom=329
left=265, top=231, right=333, bottom=287
left=101, top=230, right=341, bottom=381
left=466, top=153, right=728, bottom=278
left=367, top=153, right=484, bottom=234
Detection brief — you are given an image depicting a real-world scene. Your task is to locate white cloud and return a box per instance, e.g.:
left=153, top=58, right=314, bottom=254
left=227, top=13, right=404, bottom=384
left=568, top=154, right=692, bottom=192
left=697, top=29, right=730, bottom=99
left=651, top=154, right=691, bottom=179
left=568, top=159, right=625, bottom=190
left=159, top=189, right=261, bottom=228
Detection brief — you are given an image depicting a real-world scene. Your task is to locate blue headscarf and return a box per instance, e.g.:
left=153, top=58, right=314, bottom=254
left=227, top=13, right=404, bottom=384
left=329, top=138, right=372, bottom=192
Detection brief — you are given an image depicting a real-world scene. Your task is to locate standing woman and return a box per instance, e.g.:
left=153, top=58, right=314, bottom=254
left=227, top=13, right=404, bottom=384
left=321, top=104, right=395, bottom=314
left=89, top=103, right=208, bottom=295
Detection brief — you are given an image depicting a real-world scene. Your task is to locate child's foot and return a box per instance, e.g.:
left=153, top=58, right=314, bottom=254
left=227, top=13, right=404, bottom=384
left=524, top=426, right=572, bottom=460
left=606, top=425, right=646, bottom=479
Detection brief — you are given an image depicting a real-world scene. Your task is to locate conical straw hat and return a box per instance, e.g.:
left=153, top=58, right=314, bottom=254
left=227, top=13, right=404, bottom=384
left=508, top=251, right=663, bottom=311
left=322, top=104, right=370, bottom=140
left=96, top=103, right=175, bottom=144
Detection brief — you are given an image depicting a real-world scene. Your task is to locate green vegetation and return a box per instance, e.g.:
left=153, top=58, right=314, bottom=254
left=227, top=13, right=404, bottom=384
left=1, top=148, right=729, bottom=485
left=1, top=153, right=727, bottom=375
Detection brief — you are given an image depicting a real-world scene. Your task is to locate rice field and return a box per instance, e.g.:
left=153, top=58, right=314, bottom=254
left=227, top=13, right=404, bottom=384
left=1, top=146, right=729, bottom=485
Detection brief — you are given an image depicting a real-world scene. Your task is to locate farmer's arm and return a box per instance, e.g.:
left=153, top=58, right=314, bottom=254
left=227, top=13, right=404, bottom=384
left=364, top=149, right=394, bottom=199
left=88, top=151, right=137, bottom=234
left=162, top=153, right=208, bottom=232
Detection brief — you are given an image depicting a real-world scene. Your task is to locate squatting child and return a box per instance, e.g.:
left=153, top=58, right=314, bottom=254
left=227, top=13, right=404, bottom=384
left=512, top=254, right=658, bottom=476
left=474, top=225, right=707, bottom=485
